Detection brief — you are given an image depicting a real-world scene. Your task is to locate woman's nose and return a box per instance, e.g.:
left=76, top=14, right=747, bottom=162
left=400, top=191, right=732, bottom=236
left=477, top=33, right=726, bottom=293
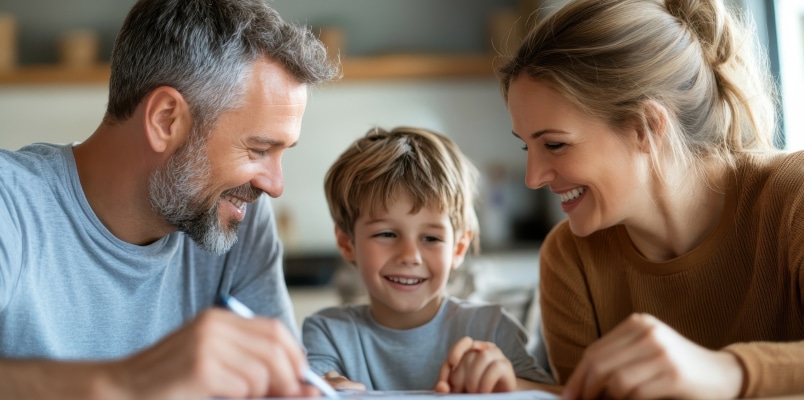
left=525, top=152, right=556, bottom=189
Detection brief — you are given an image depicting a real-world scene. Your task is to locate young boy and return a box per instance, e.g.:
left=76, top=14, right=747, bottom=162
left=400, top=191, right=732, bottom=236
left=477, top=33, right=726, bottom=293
left=302, top=127, right=554, bottom=393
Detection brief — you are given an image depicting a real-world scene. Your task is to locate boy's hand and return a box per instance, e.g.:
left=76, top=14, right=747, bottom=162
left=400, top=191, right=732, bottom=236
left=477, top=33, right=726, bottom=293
left=434, top=336, right=517, bottom=393
left=322, top=370, right=367, bottom=391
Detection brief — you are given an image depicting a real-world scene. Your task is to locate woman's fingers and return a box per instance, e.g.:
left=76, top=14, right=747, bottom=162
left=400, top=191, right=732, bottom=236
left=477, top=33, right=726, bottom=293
left=564, top=313, right=745, bottom=399
left=564, top=313, right=662, bottom=400
left=603, top=351, right=666, bottom=399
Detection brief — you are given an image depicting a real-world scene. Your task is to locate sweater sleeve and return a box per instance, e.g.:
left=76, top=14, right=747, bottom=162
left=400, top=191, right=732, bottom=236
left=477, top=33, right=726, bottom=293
left=723, top=154, right=804, bottom=398
left=723, top=341, right=804, bottom=398
left=539, top=221, right=600, bottom=384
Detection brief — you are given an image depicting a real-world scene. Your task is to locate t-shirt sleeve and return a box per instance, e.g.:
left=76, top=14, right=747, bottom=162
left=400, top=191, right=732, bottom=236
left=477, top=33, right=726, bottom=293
left=0, top=173, right=22, bottom=313
left=221, top=196, right=297, bottom=336
left=302, top=312, right=348, bottom=377
left=539, top=221, right=599, bottom=384
left=493, top=307, right=555, bottom=384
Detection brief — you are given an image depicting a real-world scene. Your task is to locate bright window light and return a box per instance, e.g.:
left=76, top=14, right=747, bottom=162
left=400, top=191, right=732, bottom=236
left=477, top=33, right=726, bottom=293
left=776, top=0, right=804, bottom=151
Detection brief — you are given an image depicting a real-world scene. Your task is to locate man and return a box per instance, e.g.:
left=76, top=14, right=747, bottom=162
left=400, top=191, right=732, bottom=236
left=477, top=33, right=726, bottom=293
left=0, top=0, right=338, bottom=398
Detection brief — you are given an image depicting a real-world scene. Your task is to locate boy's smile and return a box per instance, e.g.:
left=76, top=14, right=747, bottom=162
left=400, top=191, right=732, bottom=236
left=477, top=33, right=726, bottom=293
left=336, top=192, right=470, bottom=330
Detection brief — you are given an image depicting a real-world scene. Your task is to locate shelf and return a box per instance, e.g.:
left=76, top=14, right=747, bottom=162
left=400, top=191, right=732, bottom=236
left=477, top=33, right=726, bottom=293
left=0, top=53, right=499, bottom=86
left=0, top=63, right=110, bottom=85
left=340, top=53, right=499, bottom=80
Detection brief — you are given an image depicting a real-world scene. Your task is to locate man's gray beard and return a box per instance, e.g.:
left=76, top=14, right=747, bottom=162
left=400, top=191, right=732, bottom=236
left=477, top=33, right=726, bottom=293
left=147, top=130, right=238, bottom=255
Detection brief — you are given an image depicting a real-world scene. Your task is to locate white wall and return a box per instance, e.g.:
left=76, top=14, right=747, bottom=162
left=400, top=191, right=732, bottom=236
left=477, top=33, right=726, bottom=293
left=0, top=79, right=529, bottom=253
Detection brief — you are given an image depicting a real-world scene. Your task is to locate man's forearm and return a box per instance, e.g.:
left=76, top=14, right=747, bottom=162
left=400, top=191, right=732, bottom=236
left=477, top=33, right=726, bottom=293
left=0, top=359, right=123, bottom=399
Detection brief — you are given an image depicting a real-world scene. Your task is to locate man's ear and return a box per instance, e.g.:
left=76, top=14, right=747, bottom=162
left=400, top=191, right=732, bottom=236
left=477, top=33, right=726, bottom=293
left=634, top=100, right=669, bottom=153
left=334, top=225, right=356, bottom=263
left=451, top=230, right=473, bottom=270
left=143, top=86, right=192, bottom=154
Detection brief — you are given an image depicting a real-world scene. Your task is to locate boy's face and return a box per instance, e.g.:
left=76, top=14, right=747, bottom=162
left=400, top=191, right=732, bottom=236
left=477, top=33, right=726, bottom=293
left=335, top=192, right=471, bottom=330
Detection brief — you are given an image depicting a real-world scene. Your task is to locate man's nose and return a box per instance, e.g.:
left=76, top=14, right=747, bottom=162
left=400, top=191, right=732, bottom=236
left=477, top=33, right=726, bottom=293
left=250, top=158, right=284, bottom=198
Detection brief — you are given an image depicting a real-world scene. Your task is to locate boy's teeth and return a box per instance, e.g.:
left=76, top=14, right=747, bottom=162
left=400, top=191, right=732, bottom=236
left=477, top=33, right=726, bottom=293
left=387, top=277, right=424, bottom=285
left=560, top=187, right=586, bottom=203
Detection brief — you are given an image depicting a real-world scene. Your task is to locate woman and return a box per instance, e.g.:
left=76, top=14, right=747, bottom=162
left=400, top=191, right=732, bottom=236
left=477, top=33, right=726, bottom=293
left=498, top=0, right=804, bottom=398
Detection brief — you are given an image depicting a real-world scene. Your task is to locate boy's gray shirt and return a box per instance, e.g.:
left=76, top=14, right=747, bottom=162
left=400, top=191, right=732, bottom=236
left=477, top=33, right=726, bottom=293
left=302, top=296, right=554, bottom=390
left=0, top=143, right=295, bottom=359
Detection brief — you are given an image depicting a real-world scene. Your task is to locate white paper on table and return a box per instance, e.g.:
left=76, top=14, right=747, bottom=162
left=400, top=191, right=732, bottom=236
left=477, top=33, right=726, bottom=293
left=329, top=389, right=560, bottom=399
left=226, top=388, right=560, bottom=400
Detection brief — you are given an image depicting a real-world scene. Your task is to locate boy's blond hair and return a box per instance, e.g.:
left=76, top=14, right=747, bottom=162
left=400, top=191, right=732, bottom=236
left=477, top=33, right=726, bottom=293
left=324, top=126, right=479, bottom=253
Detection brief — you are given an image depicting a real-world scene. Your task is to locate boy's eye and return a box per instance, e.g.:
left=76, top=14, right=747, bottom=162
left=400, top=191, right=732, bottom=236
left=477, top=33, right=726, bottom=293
left=422, top=236, right=442, bottom=243
left=373, top=232, right=395, bottom=238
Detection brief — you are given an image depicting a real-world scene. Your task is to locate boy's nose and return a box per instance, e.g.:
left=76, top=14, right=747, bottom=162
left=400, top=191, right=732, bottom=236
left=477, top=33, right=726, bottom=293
left=396, top=239, right=422, bottom=266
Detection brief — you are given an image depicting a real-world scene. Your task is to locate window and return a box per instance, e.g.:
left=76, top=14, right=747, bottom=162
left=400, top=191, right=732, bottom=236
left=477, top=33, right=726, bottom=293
left=736, top=0, right=804, bottom=151
left=774, top=0, right=804, bottom=151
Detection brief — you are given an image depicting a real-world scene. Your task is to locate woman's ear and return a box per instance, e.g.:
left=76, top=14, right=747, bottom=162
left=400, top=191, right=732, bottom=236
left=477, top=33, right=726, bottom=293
left=143, top=86, right=192, bottom=155
left=451, top=230, right=474, bottom=270
left=334, top=225, right=356, bottom=263
left=634, top=100, right=669, bottom=153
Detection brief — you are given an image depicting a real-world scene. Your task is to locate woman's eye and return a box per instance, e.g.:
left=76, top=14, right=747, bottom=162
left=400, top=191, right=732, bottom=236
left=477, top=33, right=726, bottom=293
left=521, top=145, right=528, bottom=151
left=545, top=142, right=565, bottom=150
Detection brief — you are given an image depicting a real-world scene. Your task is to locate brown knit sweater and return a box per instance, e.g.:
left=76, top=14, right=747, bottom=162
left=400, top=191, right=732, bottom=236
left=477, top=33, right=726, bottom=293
left=539, top=151, right=804, bottom=398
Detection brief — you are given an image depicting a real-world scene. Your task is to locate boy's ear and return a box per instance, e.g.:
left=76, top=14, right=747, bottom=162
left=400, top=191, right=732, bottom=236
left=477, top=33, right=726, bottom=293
left=334, top=225, right=356, bottom=262
left=143, top=86, right=192, bottom=155
left=451, top=230, right=473, bottom=270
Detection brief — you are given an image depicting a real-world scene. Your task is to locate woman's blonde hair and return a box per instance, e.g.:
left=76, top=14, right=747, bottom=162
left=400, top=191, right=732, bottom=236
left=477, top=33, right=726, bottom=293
left=499, top=0, right=778, bottom=180
left=324, top=127, right=480, bottom=252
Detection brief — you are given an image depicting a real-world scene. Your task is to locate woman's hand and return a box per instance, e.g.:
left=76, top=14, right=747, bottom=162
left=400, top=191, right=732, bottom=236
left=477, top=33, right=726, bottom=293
left=563, top=313, right=744, bottom=399
left=322, top=371, right=366, bottom=391
left=434, top=336, right=517, bottom=393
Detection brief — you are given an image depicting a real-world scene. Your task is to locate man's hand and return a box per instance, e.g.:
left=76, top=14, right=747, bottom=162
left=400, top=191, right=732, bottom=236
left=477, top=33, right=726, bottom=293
left=321, top=370, right=366, bottom=391
left=110, top=308, right=318, bottom=399
left=562, top=313, right=744, bottom=400
left=434, top=336, right=517, bottom=394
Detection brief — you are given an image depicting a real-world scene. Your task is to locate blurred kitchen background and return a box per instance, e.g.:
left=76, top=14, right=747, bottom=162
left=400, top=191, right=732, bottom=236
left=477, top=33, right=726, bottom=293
left=0, top=0, right=801, bottom=326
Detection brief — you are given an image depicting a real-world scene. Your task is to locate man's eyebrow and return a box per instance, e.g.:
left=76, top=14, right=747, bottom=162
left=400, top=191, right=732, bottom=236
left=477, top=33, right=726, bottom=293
left=246, top=136, right=298, bottom=148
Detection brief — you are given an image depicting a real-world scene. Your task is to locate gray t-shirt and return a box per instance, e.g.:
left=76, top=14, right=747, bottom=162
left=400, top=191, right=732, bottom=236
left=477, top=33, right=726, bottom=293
left=0, top=143, right=295, bottom=359
left=302, top=296, right=554, bottom=390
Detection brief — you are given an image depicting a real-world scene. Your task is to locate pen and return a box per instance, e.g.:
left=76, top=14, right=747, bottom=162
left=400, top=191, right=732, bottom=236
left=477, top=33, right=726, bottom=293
left=216, top=294, right=341, bottom=399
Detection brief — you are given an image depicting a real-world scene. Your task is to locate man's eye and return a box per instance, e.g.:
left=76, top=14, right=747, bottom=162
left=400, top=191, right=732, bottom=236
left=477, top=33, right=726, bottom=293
left=250, top=149, right=268, bottom=157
